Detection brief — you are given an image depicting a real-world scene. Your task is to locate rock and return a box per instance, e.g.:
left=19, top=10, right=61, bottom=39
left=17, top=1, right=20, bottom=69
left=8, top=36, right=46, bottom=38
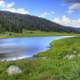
left=41, top=56, right=48, bottom=59
left=64, top=54, right=75, bottom=60
left=78, top=54, right=80, bottom=57
left=7, top=65, right=22, bottom=75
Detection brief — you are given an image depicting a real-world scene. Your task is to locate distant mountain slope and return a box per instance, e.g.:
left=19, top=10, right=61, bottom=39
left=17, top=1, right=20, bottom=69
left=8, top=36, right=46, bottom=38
left=0, top=11, right=80, bottom=33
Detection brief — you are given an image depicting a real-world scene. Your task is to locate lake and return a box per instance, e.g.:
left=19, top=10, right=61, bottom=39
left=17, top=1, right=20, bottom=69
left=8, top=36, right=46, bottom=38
left=0, top=36, right=71, bottom=61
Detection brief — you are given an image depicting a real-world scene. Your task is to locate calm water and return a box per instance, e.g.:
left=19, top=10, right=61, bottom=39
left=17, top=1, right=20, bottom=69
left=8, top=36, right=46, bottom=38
left=0, top=36, right=69, bottom=61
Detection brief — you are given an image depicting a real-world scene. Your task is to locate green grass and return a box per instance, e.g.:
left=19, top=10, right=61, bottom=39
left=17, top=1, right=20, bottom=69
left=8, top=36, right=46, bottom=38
left=0, top=31, right=80, bottom=38
left=0, top=37, right=80, bottom=80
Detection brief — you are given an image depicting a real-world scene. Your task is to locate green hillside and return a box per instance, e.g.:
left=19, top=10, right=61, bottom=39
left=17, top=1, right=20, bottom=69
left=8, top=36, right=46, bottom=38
left=0, top=11, right=80, bottom=34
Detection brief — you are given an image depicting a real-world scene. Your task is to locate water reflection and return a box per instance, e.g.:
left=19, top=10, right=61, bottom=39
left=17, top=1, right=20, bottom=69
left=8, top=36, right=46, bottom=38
left=0, top=36, right=65, bottom=61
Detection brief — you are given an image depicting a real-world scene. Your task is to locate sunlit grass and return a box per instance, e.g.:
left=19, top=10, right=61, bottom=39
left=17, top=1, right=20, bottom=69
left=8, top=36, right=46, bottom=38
left=0, top=37, right=79, bottom=80
left=0, top=31, right=80, bottom=38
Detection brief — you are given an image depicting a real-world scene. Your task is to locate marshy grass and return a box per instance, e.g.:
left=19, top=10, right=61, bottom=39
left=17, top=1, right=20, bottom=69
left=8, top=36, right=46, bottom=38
left=0, top=37, right=80, bottom=80
left=0, top=31, right=80, bottom=38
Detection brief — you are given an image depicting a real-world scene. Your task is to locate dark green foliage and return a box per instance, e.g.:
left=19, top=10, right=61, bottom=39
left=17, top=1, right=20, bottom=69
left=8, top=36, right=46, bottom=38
left=0, top=11, right=80, bottom=33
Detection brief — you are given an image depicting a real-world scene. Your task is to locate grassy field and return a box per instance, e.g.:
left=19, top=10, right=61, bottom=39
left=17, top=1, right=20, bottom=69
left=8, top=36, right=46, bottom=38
left=0, top=37, right=80, bottom=80
left=0, top=31, right=80, bottom=38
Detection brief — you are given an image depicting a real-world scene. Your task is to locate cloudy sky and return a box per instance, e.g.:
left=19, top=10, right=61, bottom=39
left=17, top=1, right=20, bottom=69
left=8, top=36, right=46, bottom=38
left=0, top=0, right=80, bottom=27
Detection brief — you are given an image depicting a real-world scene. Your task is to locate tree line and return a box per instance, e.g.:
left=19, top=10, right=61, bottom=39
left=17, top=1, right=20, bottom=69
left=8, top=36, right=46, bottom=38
left=0, top=11, right=79, bottom=33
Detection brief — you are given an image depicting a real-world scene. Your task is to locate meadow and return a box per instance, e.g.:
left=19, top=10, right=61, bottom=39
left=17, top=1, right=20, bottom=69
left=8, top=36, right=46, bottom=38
left=0, top=31, right=80, bottom=38
left=0, top=36, right=79, bottom=80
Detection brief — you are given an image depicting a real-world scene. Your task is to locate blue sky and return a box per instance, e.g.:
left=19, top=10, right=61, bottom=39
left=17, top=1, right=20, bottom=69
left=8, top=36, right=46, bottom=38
left=0, top=0, right=80, bottom=27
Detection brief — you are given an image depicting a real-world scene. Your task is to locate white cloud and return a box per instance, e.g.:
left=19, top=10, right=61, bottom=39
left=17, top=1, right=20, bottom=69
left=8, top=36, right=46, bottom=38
left=39, top=12, right=50, bottom=18
left=0, top=1, right=29, bottom=14
left=68, top=3, right=80, bottom=13
left=39, top=11, right=55, bottom=18
left=53, top=16, right=80, bottom=27
left=51, top=11, right=55, bottom=14
left=0, top=0, right=6, bottom=7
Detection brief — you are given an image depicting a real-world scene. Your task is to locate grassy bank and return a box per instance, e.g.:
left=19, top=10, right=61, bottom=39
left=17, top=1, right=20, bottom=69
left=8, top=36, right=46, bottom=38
left=0, top=37, right=80, bottom=80
left=0, top=31, right=80, bottom=38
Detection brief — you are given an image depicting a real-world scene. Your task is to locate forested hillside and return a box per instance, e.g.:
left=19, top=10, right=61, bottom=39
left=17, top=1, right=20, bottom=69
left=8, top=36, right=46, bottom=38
left=0, top=11, right=79, bottom=33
